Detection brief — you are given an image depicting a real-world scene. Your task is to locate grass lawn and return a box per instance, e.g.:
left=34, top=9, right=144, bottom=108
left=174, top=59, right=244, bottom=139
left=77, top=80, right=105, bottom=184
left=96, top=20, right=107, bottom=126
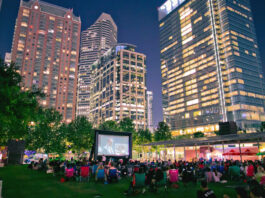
left=0, top=165, right=242, bottom=198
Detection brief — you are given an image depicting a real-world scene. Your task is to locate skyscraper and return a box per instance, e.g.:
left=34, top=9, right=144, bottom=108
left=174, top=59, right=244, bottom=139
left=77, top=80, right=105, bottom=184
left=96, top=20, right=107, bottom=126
left=11, top=0, right=81, bottom=123
left=89, top=44, right=147, bottom=130
left=146, top=91, right=154, bottom=132
left=159, top=0, right=265, bottom=136
left=77, top=13, right=117, bottom=118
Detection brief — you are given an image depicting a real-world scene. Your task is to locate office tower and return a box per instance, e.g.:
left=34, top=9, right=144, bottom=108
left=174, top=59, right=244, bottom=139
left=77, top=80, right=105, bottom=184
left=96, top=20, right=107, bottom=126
left=11, top=0, right=81, bottom=123
left=4, top=52, right=11, bottom=66
left=146, top=91, right=154, bottom=132
left=77, top=13, right=117, bottom=117
left=159, top=0, right=265, bottom=136
left=90, top=44, right=147, bottom=130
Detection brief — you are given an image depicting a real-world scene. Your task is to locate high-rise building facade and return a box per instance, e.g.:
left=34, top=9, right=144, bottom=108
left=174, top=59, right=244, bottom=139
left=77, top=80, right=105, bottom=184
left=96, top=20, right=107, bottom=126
left=77, top=13, right=117, bottom=118
left=90, top=44, right=147, bottom=130
left=0, top=0, right=2, bottom=12
left=159, top=0, right=265, bottom=136
left=146, top=91, right=154, bottom=132
left=4, top=52, right=11, bottom=66
left=11, top=0, right=81, bottom=123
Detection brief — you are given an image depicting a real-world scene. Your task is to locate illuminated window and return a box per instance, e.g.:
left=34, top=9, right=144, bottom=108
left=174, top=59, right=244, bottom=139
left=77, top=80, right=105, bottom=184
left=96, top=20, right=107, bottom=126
left=193, top=111, right=201, bottom=117
left=236, top=68, right=242, bottom=73
left=186, top=99, right=198, bottom=106
left=21, top=22, right=28, bottom=27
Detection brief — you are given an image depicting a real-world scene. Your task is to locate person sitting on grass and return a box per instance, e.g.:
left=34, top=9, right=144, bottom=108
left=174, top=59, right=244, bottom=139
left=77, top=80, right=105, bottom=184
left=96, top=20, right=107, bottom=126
left=33, top=162, right=39, bottom=170
left=182, top=164, right=195, bottom=186
left=247, top=162, right=255, bottom=178
left=235, top=187, right=248, bottom=198
left=107, top=162, right=119, bottom=183
left=255, top=166, right=265, bottom=183
left=95, top=163, right=106, bottom=182
left=154, top=167, right=164, bottom=183
left=249, top=184, right=265, bottom=198
left=28, top=161, right=34, bottom=169
left=212, top=169, right=222, bottom=183
left=126, top=167, right=146, bottom=195
left=197, top=180, right=216, bottom=198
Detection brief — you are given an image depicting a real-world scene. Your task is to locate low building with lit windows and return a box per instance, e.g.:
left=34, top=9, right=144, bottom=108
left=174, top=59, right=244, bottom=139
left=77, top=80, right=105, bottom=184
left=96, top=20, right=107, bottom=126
left=158, top=0, right=265, bottom=136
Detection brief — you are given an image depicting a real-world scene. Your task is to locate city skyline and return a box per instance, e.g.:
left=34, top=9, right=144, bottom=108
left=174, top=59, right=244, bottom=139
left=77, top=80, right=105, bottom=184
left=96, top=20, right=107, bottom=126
left=0, top=0, right=265, bottom=127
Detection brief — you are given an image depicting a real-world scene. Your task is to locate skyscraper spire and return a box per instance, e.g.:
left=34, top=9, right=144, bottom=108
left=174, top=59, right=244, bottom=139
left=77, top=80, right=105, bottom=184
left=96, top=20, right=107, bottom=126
left=77, top=13, right=117, bottom=118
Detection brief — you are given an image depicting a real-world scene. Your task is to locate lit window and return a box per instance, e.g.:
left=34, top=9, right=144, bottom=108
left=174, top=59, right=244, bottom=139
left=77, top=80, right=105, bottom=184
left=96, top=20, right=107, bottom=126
left=186, top=99, right=199, bottom=106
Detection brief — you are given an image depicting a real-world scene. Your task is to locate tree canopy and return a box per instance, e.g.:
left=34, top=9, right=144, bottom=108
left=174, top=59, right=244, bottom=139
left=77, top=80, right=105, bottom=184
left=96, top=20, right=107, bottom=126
left=0, top=60, right=43, bottom=144
left=26, top=108, right=66, bottom=154
left=154, top=122, right=171, bottom=141
left=193, top=132, right=204, bottom=138
left=67, top=116, right=93, bottom=152
left=119, top=117, right=136, bottom=132
left=134, top=129, right=152, bottom=145
left=99, top=120, right=120, bottom=131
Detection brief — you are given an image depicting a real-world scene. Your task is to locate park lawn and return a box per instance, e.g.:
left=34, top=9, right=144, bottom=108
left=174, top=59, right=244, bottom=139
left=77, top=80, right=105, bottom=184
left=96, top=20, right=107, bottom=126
left=0, top=165, right=240, bottom=198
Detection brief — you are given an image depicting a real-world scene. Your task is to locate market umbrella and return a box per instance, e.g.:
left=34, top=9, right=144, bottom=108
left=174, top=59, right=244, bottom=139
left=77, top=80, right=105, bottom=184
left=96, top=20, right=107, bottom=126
left=242, top=149, right=257, bottom=156
left=223, top=149, right=240, bottom=156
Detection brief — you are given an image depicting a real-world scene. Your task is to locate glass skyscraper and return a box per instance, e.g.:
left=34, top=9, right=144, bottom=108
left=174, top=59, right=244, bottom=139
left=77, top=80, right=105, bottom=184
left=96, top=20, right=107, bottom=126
left=159, top=0, right=265, bottom=136
left=11, top=0, right=81, bottom=123
left=77, top=13, right=117, bottom=118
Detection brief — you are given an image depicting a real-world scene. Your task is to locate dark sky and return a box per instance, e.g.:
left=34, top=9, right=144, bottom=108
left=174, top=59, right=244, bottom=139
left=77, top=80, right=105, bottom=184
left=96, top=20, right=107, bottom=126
left=0, top=0, right=265, bottom=127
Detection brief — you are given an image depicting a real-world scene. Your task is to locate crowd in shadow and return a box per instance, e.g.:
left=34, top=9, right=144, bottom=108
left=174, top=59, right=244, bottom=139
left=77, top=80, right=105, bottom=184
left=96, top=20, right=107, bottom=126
left=28, top=157, right=265, bottom=197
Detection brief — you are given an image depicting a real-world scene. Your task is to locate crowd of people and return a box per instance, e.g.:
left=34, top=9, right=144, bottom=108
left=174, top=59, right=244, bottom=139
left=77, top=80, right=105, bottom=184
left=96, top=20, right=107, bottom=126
left=28, top=157, right=265, bottom=197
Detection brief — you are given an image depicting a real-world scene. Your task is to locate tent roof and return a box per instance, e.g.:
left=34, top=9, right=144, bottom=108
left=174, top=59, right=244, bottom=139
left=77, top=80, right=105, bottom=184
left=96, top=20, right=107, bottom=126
left=143, top=133, right=265, bottom=147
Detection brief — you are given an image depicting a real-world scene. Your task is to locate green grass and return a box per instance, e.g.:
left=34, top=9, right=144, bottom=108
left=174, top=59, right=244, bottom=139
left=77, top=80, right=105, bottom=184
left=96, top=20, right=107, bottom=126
left=0, top=165, right=241, bottom=198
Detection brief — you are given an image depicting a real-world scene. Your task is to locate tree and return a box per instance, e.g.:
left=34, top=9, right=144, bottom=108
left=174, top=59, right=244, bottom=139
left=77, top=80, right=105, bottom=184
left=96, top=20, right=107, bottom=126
left=174, top=134, right=192, bottom=140
left=26, top=108, right=66, bottom=154
left=119, top=117, right=135, bottom=132
left=0, top=60, right=43, bottom=143
left=67, top=116, right=93, bottom=152
left=135, top=129, right=152, bottom=145
left=99, top=120, right=120, bottom=131
left=193, top=132, right=204, bottom=138
left=154, top=122, right=171, bottom=141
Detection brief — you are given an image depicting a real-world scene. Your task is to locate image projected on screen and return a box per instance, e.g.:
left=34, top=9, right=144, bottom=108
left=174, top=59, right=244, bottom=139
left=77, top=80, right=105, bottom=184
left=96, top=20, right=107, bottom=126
left=98, top=135, right=129, bottom=156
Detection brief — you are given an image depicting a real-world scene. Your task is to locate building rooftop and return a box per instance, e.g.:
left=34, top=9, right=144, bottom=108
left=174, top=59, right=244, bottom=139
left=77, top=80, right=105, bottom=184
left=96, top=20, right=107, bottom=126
left=95, top=12, right=117, bottom=31
left=158, top=0, right=187, bottom=20
left=21, top=0, right=80, bottom=22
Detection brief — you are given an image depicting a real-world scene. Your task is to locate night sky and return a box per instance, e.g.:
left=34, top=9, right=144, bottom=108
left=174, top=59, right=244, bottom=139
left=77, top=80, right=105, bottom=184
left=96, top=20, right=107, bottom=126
left=0, top=0, right=265, bottom=127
